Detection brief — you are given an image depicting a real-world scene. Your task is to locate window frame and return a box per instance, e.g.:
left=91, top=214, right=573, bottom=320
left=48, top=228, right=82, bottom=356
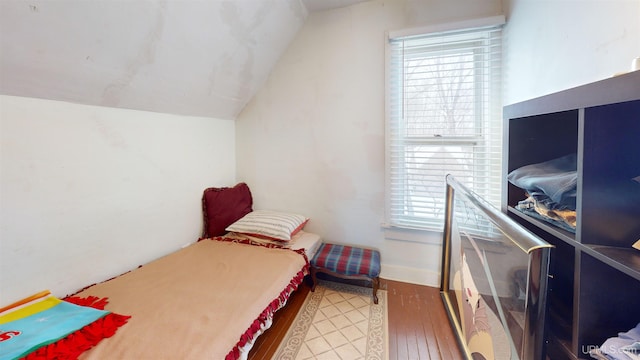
left=385, top=18, right=504, bottom=232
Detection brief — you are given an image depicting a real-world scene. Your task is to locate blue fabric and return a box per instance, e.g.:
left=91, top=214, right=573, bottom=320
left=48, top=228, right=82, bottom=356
left=508, top=153, right=577, bottom=210
left=0, top=301, right=108, bottom=360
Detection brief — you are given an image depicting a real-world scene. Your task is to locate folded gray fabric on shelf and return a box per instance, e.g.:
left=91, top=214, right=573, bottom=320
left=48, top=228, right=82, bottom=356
left=508, top=153, right=577, bottom=210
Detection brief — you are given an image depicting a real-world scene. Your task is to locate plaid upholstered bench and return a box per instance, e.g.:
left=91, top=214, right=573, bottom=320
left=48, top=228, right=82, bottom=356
left=310, top=243, right=381, bottom=304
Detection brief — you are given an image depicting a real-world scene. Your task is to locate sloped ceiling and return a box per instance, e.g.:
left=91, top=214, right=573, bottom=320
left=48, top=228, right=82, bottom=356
left=0, top=0, right=368, bottom=120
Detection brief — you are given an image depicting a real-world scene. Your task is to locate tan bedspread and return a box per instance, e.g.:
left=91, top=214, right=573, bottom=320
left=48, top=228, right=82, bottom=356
left=75, top=239, right=307, bottom=359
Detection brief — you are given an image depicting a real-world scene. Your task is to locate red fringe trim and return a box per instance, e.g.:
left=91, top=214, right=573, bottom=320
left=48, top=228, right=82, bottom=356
left=209, top=236, right=311, bottom=360
left=21, top=297, right=131, bottom=360
left=67, top=267, right=139, bottom=298
left=224, top=267, right=309, bottom=360
left=65, top=296, right=109, bottom=310
left=207, top=235, right=287, bottom=249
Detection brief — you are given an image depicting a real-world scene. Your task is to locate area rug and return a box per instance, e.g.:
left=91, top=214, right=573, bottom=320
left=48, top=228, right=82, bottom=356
left=271, top=280, right=388, bottom=360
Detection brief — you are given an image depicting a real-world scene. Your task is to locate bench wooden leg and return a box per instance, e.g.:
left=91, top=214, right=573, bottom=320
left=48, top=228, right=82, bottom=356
left=372, top=276, right=380, bottom=304
left=310, top=266, right=317, bottom=292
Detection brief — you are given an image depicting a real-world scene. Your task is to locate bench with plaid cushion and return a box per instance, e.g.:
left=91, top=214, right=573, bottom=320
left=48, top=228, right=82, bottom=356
left=310, top=243, right=381, bottom=304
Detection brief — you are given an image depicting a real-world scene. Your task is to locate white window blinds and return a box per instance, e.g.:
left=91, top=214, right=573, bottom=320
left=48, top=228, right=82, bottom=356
left=386, top=21, right=503, bottom=231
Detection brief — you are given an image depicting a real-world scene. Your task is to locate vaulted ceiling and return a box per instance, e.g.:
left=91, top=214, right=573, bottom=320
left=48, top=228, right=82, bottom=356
left=0, top=0, right=369, bottom=120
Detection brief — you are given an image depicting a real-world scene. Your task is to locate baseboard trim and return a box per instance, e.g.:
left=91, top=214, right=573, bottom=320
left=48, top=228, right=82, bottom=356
left=380, top=264, right=440, bottom=287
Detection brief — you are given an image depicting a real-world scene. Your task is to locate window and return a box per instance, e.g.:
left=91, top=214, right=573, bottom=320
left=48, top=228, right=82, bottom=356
left=385, top=19, right=504, bottom=231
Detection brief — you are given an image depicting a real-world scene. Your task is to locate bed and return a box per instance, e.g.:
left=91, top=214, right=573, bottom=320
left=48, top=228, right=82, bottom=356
left=74, top=237, right=311, bottom=359
left=0, top=183, right=321, bottom=360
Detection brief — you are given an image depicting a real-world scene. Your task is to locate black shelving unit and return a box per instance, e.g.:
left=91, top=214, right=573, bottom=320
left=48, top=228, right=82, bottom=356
left=502, top=71, right=640, bottom=360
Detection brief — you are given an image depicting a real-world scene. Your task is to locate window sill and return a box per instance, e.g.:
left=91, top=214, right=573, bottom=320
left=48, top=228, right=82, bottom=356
left=382, top=224, right=443, bottom=245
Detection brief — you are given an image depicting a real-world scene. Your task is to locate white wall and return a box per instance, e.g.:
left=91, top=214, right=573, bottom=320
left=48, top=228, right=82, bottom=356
left=235, top=0, right=503, bottom=286
left=0, top=96, right=235, bottom=305
left=502, top=0, right=640, bottom=105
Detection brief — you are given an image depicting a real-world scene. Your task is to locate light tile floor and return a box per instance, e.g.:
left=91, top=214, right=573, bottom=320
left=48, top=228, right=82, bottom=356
left=296, top=287, right=372, bottom=360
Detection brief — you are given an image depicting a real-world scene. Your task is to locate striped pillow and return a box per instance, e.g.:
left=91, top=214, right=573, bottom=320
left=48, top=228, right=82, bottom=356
left=226, top=210, right=309, bottom=241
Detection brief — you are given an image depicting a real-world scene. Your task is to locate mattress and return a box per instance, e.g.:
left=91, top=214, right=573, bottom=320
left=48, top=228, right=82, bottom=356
left=75, top=238, right=308, bottom=359
left=224, top=230, right=322, bottom=259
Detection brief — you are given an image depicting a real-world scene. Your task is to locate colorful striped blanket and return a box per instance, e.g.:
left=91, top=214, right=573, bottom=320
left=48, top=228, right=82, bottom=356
left=0, top=290, right=130, bottom=360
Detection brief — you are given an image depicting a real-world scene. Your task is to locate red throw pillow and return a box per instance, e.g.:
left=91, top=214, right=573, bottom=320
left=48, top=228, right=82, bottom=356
left=202, top=183, right=253, bottom=237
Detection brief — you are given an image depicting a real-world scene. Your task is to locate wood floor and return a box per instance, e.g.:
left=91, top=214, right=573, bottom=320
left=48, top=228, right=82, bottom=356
left=248, top=278, right=463, bottom=360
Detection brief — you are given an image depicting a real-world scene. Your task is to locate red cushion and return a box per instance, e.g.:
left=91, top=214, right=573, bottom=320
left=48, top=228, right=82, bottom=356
left=202, top=183, right=253, bottom=237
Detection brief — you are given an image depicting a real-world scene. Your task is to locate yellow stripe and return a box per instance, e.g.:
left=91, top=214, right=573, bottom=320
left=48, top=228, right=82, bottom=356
left=0, top=296, right=61, bottom=325
left=0, top=290, right=51, bottom=313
